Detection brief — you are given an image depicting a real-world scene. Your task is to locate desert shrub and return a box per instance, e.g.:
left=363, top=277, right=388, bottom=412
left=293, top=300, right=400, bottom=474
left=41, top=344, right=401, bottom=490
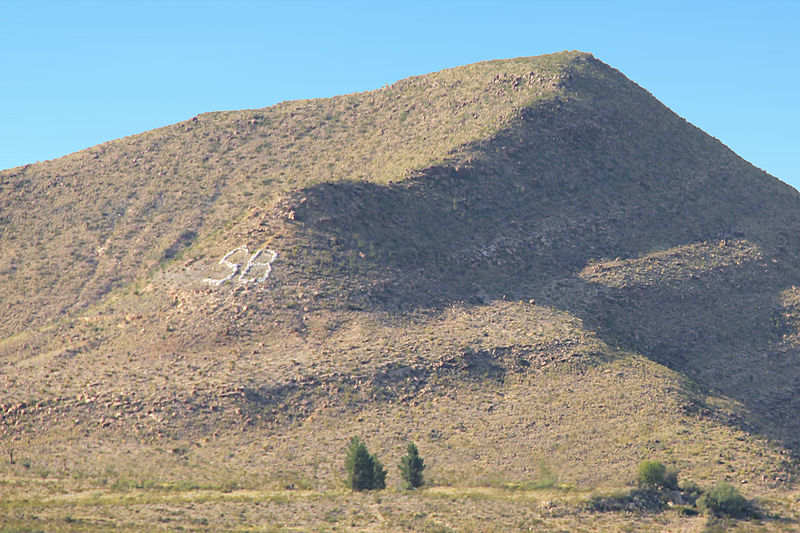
left=697, top=482, right=750, bottom=517
left=636, top=460, right=679, bottom=490
left=344, top=436, right=386, bottom=491
left=589, top=488, right=665, bottom=513
left=676, top=505, right=699, bottom=516
left=637, top=460, right=666, bottom=488
left=679, top=479, right=703, bottom=504
left=662, top=466, right=679, bottom=490
left=399, top=442, right=425, bottom=489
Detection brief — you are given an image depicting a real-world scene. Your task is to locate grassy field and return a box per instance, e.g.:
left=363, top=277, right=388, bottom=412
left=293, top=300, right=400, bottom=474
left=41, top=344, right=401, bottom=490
left=2, top=477, right=799, bottom=532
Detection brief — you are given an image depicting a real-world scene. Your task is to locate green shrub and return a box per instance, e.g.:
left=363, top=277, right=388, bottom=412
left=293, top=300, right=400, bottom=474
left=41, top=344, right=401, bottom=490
left=344, top=436, right=386, bottom=491
left=676, top=505, right=699, bottom=516
left=697, top=482, right=750, bottom=517
left=399, top=442, right=425, bottom=489
left=636, top=460, right=680, bottom=490
left=637, top=460, right=666, bottom=488
left=663, top=466, right=679, bottom=490
left=679, top=480, right=702, bottom=504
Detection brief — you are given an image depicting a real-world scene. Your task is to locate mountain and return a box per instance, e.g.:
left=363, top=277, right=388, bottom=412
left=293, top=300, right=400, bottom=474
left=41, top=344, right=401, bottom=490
left=2, top=51, right=799, bottom=530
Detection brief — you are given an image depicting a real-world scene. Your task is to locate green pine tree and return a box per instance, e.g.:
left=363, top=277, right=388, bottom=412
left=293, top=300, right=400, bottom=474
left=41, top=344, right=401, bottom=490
left=399, top=442, right=425, bottom=489
left=372, top=456, right=387, bottom=490
left=344, top=436, right=385, bottom=491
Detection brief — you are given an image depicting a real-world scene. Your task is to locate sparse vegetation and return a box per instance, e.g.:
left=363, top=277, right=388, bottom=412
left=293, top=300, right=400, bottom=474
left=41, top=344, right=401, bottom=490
left=1, top=50, right=799, bottom=531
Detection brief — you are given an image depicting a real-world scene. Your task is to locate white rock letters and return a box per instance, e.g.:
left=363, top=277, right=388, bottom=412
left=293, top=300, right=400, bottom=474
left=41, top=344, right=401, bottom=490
left=203, top=247, right=277, bottom=286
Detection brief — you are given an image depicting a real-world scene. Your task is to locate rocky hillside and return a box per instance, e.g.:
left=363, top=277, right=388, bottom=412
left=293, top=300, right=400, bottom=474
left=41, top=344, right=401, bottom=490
left=2, top=51, right=800, bottom=530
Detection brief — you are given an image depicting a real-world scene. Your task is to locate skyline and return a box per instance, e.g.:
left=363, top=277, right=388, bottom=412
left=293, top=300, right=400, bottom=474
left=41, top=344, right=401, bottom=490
left=2, top=1, right=798, bottom=189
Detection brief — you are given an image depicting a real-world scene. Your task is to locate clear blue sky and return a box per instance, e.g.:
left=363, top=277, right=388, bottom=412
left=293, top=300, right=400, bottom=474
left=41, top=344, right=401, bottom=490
left=2, top=1, right=798, bottom=189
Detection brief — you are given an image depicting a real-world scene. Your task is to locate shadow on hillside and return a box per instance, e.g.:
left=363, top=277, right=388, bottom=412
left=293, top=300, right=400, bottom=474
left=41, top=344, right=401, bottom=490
left=285, top=88, right=800, bottom=459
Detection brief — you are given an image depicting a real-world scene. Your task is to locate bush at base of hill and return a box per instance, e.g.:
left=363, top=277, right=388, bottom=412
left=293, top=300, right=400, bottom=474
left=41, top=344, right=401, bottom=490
left=697, top=482, right=752, bottom=517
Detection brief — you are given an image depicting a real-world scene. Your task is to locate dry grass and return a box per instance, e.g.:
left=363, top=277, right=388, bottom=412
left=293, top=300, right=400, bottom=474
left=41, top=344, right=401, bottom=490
left=1, top=480, right=798, bottom=532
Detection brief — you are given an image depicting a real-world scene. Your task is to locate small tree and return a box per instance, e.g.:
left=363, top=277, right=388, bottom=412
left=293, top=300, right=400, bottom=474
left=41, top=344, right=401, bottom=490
left=344, top=437, right=385, bottom=491
left=399, top=442, right=425, bottom=489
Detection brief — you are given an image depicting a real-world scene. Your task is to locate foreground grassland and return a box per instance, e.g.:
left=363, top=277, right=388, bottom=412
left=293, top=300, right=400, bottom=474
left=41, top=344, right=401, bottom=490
left=2, top=478, right=799, bottom=532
